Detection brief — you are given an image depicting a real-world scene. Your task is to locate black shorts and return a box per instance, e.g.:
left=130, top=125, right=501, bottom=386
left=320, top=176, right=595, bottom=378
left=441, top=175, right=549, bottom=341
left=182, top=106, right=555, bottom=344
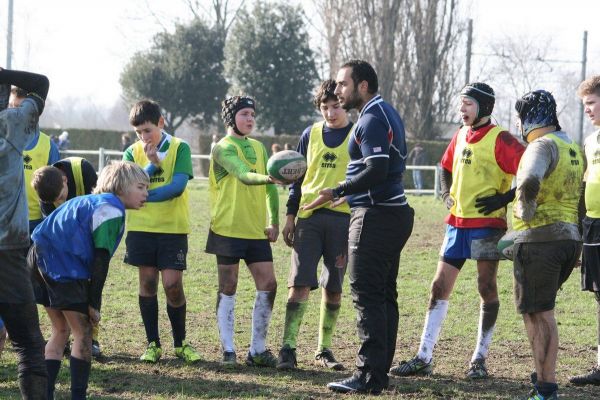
left=205, top=230, right=273, bottom=265
left=581, top=217, right=600, bottom=292
left=513, top=240, right=581, bottom=314
left=288, top=211, right=349, bottom=293
left=35, top=274, right=89, bottom=315
left=125, top=231, right=188, bottom=270
left=27, top=244, right=88, bottom=314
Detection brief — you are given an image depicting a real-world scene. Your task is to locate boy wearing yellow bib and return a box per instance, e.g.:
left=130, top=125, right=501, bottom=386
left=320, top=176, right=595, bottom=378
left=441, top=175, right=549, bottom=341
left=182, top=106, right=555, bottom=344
left=391, top=83, right=525, bottom=379
left=10, top=86, right=60, bottom=233
left=206, top=96, right=280, bottom=367
left=512, top=90, right=584, bottom=400
left=123, top=100, right=201, bottom=364
left=570, top=76, right=600, bottom=386
left=276, top=80, right=352, bottom=371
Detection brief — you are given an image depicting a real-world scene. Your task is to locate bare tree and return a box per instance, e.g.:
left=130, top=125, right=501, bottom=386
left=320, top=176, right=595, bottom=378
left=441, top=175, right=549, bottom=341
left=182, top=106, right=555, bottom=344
left=400, top=0, right=463, bottom=139
left=313, top=0, right=465, bottom=139
left=313, top=0, right=347, bottom=77
left=182, top=0, right=245, bottom=42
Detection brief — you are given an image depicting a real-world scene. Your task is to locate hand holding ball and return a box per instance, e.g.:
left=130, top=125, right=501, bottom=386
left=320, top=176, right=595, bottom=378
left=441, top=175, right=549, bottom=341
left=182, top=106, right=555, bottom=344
left=267, top=150, right=307, bottom=184
left=497, top=230, right=518, bottom=261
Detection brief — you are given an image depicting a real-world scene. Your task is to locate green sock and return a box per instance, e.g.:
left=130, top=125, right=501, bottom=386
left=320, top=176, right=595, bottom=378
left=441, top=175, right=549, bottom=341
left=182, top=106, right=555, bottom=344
left=282, top=300, right=307, bottom=348
left=318, top=301, right=340, bottom=351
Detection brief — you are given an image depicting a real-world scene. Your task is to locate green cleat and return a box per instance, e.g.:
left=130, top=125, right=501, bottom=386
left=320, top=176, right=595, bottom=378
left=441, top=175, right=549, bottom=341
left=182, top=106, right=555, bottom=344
left=175, top=341, right=201, bottom=364
left=140, top=341, right=162, bottom=363
left=526, top=388, right=558, bottom=400
left=246, top=349, right=277, bottom=367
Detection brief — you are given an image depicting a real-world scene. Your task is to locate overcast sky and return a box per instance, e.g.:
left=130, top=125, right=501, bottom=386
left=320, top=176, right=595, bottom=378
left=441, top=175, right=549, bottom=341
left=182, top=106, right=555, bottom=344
left=1, top=0, right=599, bottom=117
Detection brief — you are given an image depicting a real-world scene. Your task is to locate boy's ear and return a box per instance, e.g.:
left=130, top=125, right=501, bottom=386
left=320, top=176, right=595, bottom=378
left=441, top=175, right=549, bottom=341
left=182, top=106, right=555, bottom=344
left=158, top=116, right=165, bottom=129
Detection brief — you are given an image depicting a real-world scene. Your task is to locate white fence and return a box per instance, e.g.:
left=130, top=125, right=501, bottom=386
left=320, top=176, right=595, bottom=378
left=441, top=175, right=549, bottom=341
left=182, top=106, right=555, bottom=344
left=60, top=148, right=440, bottom=197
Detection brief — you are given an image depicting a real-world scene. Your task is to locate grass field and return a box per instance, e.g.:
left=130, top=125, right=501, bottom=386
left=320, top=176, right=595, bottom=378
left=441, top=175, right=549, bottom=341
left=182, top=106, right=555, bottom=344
left=1, top=181, right=599, bottom=399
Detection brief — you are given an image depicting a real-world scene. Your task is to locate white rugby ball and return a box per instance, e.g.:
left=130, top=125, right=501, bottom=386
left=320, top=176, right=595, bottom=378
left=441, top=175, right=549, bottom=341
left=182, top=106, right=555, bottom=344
left=497, top=230, right=518, bottom=261
left=267, top=150, right=307, bottom=183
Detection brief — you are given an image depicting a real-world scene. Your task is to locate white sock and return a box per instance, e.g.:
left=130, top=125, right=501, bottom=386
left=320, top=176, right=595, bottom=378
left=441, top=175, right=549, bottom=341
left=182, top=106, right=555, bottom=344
left=597, top=345, right=600, bottom=366
left=217, top=293, right=236, bottom=352
left=250, top=290, right=273, bottom=356
left=471, top=304, right=497, bottom=362
left=417, top=300, right=449, bottom=363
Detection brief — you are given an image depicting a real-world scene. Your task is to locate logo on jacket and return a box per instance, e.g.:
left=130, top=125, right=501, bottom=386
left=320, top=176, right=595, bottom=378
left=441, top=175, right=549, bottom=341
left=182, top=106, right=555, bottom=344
left=594, top=149, right=600, bottom=165
left=569, top=148, right=580, bottom=166
left=23, top=154, right=33, bottom=170
left=321, top=152, right=338, bottom=168
left=460, top=147, right=473, bottom=165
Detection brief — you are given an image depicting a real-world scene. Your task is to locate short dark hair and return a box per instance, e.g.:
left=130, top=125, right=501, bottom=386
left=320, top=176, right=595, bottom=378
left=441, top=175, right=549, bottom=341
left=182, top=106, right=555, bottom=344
left=129, top=100, right=162, bottom=127
left=341, top=60, right=378, bottom=94
left=10, top=86, right=28, bottom=98
left=31, top=166, right=64, bottom=203
left=313, top=79, right=338, bottom=109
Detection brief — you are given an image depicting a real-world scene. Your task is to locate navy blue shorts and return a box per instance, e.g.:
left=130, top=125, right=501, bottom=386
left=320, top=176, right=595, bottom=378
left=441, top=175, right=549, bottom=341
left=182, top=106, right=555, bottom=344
left=205, top=230, right=273, bottom=265
left=125, top=231, right=188, bottom=270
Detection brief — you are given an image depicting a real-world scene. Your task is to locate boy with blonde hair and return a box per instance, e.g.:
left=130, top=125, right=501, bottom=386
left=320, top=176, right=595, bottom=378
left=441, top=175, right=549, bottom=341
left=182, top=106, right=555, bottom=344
left=570, top=75, right=600, bottom=386
left=30, top=161, right=149, bottom=400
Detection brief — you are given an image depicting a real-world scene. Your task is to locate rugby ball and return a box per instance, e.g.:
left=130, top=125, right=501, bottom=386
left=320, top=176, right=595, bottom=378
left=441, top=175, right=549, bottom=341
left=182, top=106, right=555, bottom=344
left=497, top=230, right=518, bottom=261
left=267, top=150, right=307, bottom=183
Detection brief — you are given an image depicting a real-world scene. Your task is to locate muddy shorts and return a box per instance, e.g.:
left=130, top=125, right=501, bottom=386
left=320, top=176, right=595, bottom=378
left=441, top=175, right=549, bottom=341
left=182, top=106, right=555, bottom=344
left=513, top=240, right=582, bottom=314
left=288, top=210, right=350, bottom=293
left=439, top=225, right=504, bottom=270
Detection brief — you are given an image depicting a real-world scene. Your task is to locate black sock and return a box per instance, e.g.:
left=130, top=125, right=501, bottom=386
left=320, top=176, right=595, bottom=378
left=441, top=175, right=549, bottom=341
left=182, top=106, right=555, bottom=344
left=69, top=356, right=90, bottom=400
left=595, top=295, right=600, bottom=347
left=46, top=359, right=61, bottom=399
left=535, top=381, right=558, bottom=397
left=139, top=295, right=160, bottom=347
left=167, top=303, right=186, bottom=348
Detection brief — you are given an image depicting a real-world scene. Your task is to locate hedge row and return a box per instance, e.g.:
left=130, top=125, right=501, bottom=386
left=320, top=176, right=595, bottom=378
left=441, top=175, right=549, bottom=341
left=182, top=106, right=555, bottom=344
left=42, top=128, right=450, bottom=187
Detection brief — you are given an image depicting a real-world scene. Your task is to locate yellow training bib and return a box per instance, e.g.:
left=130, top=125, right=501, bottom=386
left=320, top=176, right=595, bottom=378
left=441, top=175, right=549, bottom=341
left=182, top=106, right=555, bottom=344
left=298, top=122, right=351, bottom=218
left=450, top=126, right=512, bottom=220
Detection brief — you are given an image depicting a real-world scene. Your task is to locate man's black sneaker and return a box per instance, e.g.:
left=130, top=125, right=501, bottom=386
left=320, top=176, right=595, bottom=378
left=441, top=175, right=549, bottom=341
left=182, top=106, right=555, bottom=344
left=569, top=365, right=600, bottom=385
left=327, top=373, right=382, bottom=395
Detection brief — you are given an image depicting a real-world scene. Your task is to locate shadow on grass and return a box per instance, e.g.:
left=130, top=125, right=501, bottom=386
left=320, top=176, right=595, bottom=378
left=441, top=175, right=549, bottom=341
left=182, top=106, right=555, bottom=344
left=388, top=374, right=599, bottom=399
left=85, top=352, right=348, bottom=399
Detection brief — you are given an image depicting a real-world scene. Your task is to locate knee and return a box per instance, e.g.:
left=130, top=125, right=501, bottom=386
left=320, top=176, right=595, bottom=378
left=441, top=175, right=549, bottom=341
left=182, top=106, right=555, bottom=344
left=478, top=279, right=498, bottom=301
left=53, top=325, right=70, bottom=340
left=325, top=290, right=342, bottom=305
left=288, top=287, right=309, bottom=302
left=164, top=281, right=184, bottom=303
left=262, top=279, right=277, bottom=293
left=219, top=280, right=238, bottom=296
left=140, top=277, right=159, bottom=295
